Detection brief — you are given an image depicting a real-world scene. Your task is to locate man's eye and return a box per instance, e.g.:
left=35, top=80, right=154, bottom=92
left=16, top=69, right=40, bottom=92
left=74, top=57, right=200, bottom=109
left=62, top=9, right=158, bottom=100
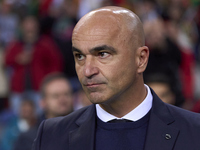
left=75, top=54, right=85, bottom=61
left=99, top=52, right=110, bottom=58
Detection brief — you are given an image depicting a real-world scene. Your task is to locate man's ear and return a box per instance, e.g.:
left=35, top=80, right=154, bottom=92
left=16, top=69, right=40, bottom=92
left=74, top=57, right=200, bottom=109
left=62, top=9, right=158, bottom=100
left=136, top=46, right=149, bottom=73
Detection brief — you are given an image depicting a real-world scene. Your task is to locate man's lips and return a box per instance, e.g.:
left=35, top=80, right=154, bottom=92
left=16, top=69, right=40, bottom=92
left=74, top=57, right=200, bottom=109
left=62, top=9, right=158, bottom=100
left=85, top=83, right=103, bottom=87
left=82, top=79, right=106, bottom=88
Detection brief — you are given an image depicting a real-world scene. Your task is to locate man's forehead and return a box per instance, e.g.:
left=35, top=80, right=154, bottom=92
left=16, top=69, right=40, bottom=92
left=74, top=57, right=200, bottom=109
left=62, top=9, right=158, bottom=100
left=72, top=6, right=144, bottom=50
left=72, top=13, right=122, bottom=49
left=74, top=13, right=121, bottom=35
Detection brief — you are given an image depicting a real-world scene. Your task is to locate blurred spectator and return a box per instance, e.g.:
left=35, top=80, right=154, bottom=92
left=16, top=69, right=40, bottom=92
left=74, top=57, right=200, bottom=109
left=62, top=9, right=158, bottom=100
left=39, top=0, right=64, bottom=36
left=145, top=73, right=178, bottom=105
left=143, top=18, right=185, bottom=107
left=39, top=73, right=73, bottom=119
left=164, top=1, right=197, bottom=104
left=5, top=15, right=63, bottom=115
left=12, top=0, right=39, bottom=19
left=52, top=0, right=77, bottom=79
left=73, top=89, right=91, bottom=110
left=192, top=99, right=200, bottom=113
left=0, top=0, right=19, bottom=48
left=134, top=0, right=159, bottom=22
left=13, top=125, right=38, bottom=150
left=77, top=0, right=103, bottom=19
left=0, top=99, right=37, bottom=150
left=0, top=45, right=9, bottom=111
left=0, top=109, right=15, bottom=148
left=12, top=73, right=74, bottom=150
left=194, top=6, right=200, bottom=62
left=39, top=0, right=64, bottom=17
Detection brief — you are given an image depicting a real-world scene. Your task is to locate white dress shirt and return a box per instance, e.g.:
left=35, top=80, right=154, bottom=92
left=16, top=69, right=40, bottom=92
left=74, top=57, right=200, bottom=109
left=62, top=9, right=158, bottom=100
left=96, top=84, right=153, bottom=122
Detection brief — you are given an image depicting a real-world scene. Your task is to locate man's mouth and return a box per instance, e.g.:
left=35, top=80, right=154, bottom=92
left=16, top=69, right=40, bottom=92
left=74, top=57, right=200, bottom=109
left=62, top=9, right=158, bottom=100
left=85, top=83, right=103, bottom=87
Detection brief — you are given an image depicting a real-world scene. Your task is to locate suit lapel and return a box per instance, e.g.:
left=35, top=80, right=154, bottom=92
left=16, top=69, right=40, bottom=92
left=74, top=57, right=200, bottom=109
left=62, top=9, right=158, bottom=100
left=144, top=90, right=180, bottom=150
left=69, top=105, right=96, bottom=150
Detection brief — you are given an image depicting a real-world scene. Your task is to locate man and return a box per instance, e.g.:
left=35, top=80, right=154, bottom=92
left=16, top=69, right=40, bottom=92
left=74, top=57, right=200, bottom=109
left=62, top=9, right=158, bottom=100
left=33, top=6, right=200, bottom=150
left=39, top=73, right=74, bottom=119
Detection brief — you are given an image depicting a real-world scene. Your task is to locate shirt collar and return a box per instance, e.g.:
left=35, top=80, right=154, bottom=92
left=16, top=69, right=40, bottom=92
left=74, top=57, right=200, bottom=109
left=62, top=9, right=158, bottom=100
left=96, top=84, right=153, bottom=122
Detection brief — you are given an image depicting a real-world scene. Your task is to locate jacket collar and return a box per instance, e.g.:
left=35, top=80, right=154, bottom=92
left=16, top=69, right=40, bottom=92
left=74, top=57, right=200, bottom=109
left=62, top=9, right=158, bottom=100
left=144, top=89, right=180, bottom=150
left=69, top=89, right=180, bottom=150
left=69, top=104, right=96, bottom=150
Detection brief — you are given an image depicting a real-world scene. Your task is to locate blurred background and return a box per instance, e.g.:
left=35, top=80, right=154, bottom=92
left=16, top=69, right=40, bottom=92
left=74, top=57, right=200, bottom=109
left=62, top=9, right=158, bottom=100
left=0, top=0, right=199, bottom=149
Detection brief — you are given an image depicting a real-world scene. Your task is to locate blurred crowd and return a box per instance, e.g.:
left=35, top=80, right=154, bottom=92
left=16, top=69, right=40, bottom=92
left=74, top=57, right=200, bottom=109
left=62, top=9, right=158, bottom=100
left=0, top=0, right=199, bottom=149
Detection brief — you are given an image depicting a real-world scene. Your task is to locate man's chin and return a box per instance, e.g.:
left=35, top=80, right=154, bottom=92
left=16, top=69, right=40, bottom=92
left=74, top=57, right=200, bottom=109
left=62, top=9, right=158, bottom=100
left=88, top=94, right=107, bottom=104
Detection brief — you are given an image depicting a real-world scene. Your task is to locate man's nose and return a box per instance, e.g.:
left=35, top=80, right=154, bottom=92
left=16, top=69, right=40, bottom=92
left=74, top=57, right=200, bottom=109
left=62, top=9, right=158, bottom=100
left=84, top=57, right=99, bottom=78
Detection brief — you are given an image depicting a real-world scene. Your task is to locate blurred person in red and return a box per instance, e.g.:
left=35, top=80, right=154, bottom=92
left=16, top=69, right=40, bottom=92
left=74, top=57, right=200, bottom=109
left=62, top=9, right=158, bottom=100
left=5, top=15, right=63, bottom=115
left=39, top=73, right=74, bottom=120
left=0, top=99, right=37, bottom=150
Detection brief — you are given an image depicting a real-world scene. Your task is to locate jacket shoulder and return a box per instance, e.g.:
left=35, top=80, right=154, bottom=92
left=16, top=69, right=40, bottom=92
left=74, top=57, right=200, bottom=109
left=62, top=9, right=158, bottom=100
left=44, top=105, right=93, bottom=129
left=166, top=103, right=200, bottom=126
left=32, top=105, right=95, bottom=150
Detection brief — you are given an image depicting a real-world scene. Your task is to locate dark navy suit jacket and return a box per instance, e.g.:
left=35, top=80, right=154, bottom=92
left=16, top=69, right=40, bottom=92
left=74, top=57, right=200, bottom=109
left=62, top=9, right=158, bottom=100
left=32, top=90, right=200, bottom=150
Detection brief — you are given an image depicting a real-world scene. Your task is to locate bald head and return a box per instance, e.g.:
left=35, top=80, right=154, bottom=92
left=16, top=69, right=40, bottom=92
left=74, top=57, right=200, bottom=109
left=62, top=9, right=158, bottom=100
left=73, top=6, right=145, bottom=48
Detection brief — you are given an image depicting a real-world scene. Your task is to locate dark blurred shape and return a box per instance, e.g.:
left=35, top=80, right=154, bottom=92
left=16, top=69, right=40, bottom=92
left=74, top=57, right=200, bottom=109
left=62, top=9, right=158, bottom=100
left=0, top=99, right=37, bottom=150
left=13, top=126, right=38, bottom=150
left=52, top=0, right=78, bottom=79
left=144, top=18, right=184, bottom=107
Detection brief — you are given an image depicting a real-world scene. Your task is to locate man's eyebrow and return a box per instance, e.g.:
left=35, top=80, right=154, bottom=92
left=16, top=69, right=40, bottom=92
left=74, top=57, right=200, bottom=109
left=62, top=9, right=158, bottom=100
left=72, top=45, right=117, bottom=54
left=72, top=47, right=82, bottom=53
left=90, top=45, right=117, bottom=53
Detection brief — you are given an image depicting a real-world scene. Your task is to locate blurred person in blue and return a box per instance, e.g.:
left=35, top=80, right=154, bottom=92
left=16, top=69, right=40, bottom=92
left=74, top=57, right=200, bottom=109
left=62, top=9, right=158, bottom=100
left=12, top=73, right=74, bottom=150
left=5, top=15, right=63, bottom=115
left=33, top=6, right=200, bottom=150
left=0, top=0, right=19, bottom=48
left=0, top=99, right=37, bottom=150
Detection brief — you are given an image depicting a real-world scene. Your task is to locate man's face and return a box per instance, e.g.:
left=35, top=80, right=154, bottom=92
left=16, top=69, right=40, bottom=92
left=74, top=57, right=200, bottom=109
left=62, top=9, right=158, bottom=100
left=72, top=16, right=139, bottom=105
left=43, top=79, right=73, bottom=118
